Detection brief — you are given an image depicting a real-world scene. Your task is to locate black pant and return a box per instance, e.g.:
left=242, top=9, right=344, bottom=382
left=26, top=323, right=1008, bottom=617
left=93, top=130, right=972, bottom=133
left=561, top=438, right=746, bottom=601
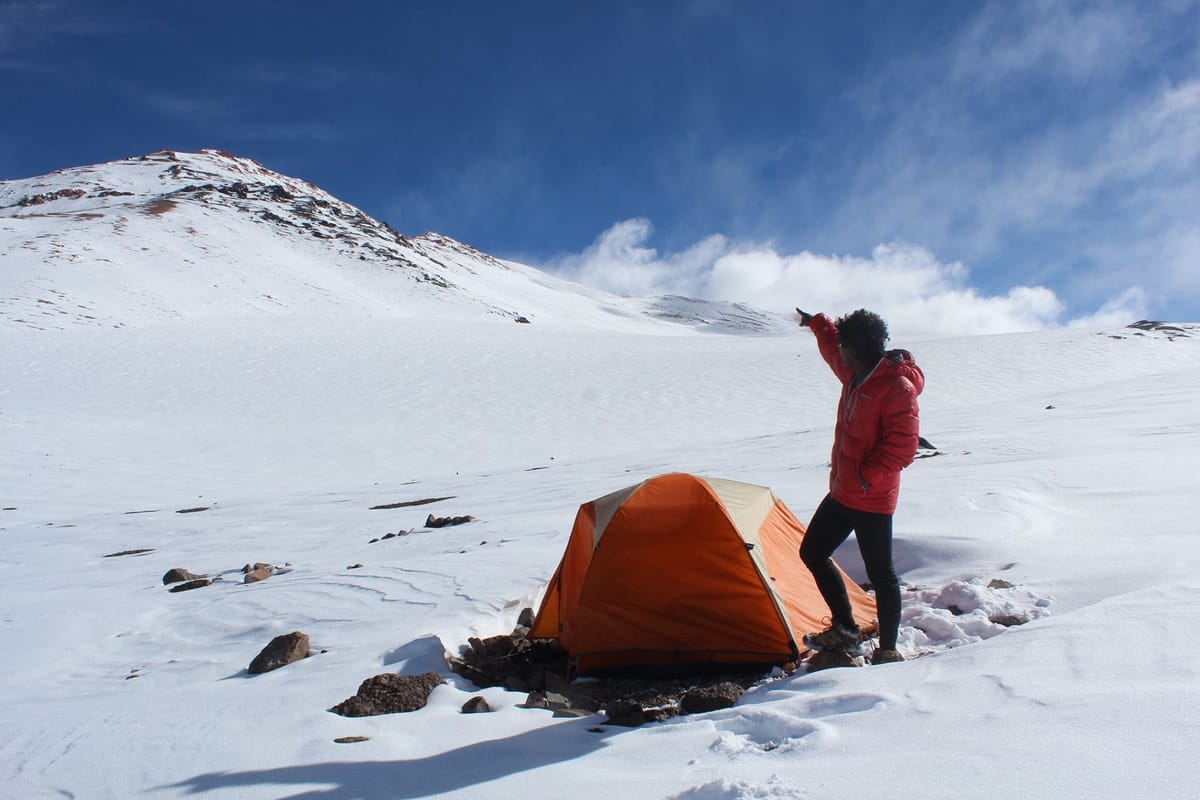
left=799, top=494, right=901, bottom=650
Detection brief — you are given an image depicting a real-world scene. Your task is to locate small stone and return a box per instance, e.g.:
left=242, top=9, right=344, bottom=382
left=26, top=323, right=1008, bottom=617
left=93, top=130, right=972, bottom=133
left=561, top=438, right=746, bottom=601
left=168, top=578, right=210, bottom=593
left=987, top=578, right=1016, bottom=589
left=553, top=708, right=594, bottom=718
left=520, top=691, right=547, bottom=709
left=461, top=696, right=492, bottom=714
left=244, top=565, right=275, bottom=584
left=334, top=736, right=369, bottom=744
left=605, top=698, right=648, bottom=727
left=347, top=563, right=364, bottom=569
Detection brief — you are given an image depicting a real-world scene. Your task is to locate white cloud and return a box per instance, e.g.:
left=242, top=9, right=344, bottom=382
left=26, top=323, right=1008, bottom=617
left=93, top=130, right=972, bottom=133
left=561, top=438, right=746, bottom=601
left=548, top=218, right=1148, bottom=339
left=552, top=218, right=726, bottom=298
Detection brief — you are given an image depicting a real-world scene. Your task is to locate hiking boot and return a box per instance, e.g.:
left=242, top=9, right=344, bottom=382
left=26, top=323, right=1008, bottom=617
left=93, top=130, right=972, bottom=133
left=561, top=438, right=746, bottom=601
left=802, top=622, right=863, bottom=652
left=870, top=648, right=904, bottom=665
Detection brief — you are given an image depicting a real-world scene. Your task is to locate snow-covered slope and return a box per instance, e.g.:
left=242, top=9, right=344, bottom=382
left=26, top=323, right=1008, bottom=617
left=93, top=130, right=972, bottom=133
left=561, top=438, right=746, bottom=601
left=2, top=311, right=1198, bottom=799
left=0, top=149, right=787, bottom=333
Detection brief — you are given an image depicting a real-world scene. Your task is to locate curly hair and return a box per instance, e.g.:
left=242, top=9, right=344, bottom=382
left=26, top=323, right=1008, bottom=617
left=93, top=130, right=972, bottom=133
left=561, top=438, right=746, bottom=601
left=836, top=309, right=889, bottom=361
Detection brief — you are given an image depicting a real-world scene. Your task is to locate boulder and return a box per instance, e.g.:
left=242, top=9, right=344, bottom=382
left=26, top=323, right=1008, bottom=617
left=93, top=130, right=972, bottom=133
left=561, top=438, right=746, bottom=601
left=330, top=672, right=444, bottom=717
left=162, top=568, right=203, bottom=585
left=248, top=631, right=310, bottom=674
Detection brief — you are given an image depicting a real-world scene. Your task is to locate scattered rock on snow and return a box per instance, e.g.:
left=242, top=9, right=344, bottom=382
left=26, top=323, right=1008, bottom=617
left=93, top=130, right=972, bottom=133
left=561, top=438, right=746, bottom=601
left=330, top=672, right=445, bottom=717
left=334, top=736, right=369, bottom=744
left=425, top=513, right=474, bottom=528
left=243, top=564, right=275, bottom=584
left=167, top=578, right=211, bottom=593
left=162, top=568, right=203, bottom=585
left=248, top=631, right=310, bottom=674
left=103, top=548, right=155, bottom=558
left=369, top=496, right=454, bottom=510
left=461, top=696, right=492, bottom=714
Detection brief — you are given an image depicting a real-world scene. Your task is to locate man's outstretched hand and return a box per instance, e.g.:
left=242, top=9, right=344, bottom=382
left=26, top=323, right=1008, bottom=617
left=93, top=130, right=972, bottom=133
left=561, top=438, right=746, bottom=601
left=795, top=308, right=814, bottom=327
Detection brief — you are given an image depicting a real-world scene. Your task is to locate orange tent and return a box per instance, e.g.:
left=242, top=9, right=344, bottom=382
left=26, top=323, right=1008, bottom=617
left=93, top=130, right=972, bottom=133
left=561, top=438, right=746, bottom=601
left=529, top=473, right=877, bottom=676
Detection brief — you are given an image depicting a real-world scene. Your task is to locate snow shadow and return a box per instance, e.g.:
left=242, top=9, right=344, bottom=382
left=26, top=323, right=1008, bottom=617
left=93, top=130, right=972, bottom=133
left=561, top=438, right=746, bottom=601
left=163, top=717, right=616, bottom=799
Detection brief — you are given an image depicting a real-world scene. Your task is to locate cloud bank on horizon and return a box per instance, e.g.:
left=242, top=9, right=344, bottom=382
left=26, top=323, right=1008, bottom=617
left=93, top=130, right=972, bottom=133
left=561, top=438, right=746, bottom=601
left=548, top=218, right=1149, bottom=339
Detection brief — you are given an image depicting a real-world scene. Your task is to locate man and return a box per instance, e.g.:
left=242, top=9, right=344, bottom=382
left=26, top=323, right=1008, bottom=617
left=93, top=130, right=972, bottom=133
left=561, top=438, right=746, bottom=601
left=795, top=308, right=924, bottom=665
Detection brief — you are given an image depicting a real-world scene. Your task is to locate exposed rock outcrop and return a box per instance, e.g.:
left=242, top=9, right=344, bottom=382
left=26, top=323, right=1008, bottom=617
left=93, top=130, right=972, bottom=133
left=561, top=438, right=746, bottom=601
left=330, top=672, right=445, bottom=717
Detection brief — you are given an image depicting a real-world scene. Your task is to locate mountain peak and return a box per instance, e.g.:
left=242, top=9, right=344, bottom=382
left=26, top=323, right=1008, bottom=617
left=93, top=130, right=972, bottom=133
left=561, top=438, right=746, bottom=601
left=0, top=151, right=788, bottom=335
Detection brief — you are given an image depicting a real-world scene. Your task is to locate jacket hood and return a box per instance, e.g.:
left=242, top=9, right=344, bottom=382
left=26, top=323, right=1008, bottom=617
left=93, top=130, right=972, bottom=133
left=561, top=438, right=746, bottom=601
left=878, top=349, right=925, bottom=395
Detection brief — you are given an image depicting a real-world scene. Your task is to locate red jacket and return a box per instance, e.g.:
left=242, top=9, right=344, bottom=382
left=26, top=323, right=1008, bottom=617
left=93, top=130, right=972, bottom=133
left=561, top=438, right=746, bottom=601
left=810, top=313, right=924, bottom=514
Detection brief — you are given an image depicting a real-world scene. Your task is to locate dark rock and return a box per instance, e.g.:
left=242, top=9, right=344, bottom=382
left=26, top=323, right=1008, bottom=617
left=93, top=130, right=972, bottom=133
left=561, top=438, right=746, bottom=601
left=334, top=736, right=369, bottom=744
left=605, top=698, right=649, bottom=727
left=679, top=681, right=744, bottom=714
left=987, top=578, right=1015, bottom=589
left=504, top=675, right=533, bottom=692
left=989, top=614, right=1027, bottom=627
left=461, top=696, right=492, bottom=714
left=176, top=507, right=210, bottom=514
left=244, top=565, right=275, bottom=584
left=103, top=548, right=155, bottom=558
left=370, top=496, right=454, bottom=510
left=248, top=631, right=310, bottom=674
left=168, top=578, right=210, bottom=593
left=425, top=513, right=474, bottom=528
left=517, top=607, right=535, bottom=628
left=347, top=563, right=364, bottom=569
left=543, top=668, right=569, bottom=692
left=330, top=672, right=444, bottom=716
left=519, top=690, right=550, bottom=709
left=162, top=568, right=203, bottom=585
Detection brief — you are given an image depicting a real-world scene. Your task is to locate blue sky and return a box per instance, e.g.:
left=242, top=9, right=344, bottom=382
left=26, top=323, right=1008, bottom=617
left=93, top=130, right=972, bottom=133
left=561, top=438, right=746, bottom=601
left=2, top=0, right=1198, bottom=334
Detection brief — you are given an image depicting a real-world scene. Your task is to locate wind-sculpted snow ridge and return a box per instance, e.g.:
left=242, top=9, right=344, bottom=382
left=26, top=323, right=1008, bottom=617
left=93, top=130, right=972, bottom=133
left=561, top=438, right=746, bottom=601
left=0, top=150, right=784, bottom=335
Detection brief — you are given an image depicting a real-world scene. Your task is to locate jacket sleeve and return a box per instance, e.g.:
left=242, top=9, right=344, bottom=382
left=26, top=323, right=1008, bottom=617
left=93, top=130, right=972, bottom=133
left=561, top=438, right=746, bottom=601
left=860, top=377, right=920, bottom=486
left=809, top=313, right=856, bottom=385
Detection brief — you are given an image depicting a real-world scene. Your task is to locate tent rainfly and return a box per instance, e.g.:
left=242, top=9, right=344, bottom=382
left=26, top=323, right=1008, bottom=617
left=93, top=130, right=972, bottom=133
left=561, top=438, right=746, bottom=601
left=529, top=473, right=877, bottom=676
